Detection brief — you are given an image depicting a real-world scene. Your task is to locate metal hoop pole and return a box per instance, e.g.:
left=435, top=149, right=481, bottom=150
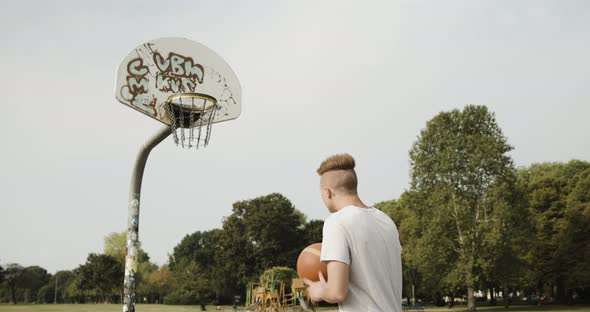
left=123, top=125, right=172, bottom=312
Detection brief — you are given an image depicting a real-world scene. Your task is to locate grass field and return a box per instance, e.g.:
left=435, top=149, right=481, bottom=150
left=0, top=304, right=337, bottom=312
left=0, top=305, right=246, bottom=312
left=0, top=305, right=589, bottom=312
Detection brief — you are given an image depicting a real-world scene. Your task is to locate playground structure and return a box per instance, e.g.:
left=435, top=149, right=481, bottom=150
left=246, top=278, right=315, bottom=312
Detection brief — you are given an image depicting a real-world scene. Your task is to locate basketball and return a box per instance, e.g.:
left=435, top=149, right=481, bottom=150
left=296, top=243, right=328, bottom=281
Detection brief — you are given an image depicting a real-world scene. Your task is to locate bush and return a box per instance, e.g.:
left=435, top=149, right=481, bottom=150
left=164, top=289, right=203, bottom=305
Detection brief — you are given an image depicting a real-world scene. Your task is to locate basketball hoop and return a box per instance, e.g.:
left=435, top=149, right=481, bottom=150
left=116, top=37, right=242, bottom=312
left=165, top=93, right=218, bottom=148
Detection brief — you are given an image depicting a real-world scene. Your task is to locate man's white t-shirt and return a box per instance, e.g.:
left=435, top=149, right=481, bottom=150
left=320, top=206, right=402, bottom=312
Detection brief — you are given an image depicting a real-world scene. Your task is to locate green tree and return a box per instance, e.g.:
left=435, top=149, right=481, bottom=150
left=168, top=229, right=223, bottom=302
left=21, top=266, right=49, bottom=303
left=376, top=192, right=426, bottom=304
left=62, top=271, right=84, bottom=303
left=36, top=284, right=53, bottom=304
left=147, top=265, right=173, bottom=303
left=517, top=160, right=590, bottom=301
left=104, top=232, right=127, bottom=264
left=169, top=229, right=221, bottom=271
left=104, top=231, right=153, bottom=303
left=409, top=105, right=518, bottom=311
left=37, top=271, right=71, bottom=304
left=136, top=260, right=158, bottom=303
left=46, top=270, right=76, bottom=303
left=0, top=264, right=4, bottom=284
left=480, top=179, right=530, bottom=308
left=166, top=259, right=211, bottom=305
left=301, top=220, right=324, bottom=246
left=3, top=263, right=24, bottom=304
left=524, top=166, right=568, bottom=292
left=104, top=231, right=150, bottom=266
left=564, top=167, right=590, bottom=290
left=77, top=253, right=123, bottom=303
left=218, top=193, right=306, bottom=299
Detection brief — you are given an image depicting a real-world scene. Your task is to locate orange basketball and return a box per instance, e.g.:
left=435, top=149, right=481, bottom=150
left=297, top=243, right=328, bottom=281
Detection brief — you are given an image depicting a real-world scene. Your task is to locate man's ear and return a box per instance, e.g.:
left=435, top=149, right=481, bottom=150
left=326, top=188, right=333, bottom=199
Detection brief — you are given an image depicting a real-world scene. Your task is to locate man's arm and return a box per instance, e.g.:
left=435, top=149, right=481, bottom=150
left=304, top=260, right=349, bottom=303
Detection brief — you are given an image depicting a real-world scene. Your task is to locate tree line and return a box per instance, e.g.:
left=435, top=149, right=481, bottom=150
left=0, top=193, right=323, bottom=305
left=1, top=105, right=588, bottom=309
left=377, top=105, right=590, bottom=310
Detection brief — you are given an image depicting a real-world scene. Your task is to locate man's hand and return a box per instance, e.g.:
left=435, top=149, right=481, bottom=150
left=302, top=261, right=349, bottom=304
left=303, top=272, right=327, bottom=303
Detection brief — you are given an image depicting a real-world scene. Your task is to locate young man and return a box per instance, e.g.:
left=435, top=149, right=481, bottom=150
left=303, top=154, right=402, bottom=312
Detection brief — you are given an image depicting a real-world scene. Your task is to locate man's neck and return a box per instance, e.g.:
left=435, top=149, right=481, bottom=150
left=332, top=196, right=369, bottom=212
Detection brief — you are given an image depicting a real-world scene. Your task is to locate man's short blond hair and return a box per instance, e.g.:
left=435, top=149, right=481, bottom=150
left=317, top=153, right=356, bottom=175
left=317, top=154, right=358, bottom=195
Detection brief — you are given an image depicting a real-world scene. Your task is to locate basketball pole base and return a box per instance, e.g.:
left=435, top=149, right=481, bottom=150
left=123, top=125, right=172, bottom=312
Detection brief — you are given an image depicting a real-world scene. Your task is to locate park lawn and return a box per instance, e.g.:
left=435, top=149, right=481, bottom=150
left=0, top=305, right=232, bottom=312
left=1, top=305, right=590, bottom=312
left=0, top=304, right=339, bottom=312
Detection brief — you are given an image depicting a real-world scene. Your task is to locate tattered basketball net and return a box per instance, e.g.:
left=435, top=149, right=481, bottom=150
left=165, top=93, right=218, bottom=149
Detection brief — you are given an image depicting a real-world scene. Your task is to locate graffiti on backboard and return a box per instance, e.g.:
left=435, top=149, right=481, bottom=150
left=120, top=46, right=205, bottom=119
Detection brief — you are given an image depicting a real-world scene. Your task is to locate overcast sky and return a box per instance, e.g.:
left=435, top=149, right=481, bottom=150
left=1, top=0, right=589, bottom=273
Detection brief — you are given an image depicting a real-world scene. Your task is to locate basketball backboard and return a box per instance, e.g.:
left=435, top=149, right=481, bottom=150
left=115, top=37, right=241, bottom=126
